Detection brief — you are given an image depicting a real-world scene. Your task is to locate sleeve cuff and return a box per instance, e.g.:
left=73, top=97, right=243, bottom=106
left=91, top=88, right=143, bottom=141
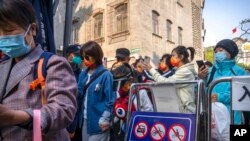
left=102, top=111, right=111, bottom=121
left=24, top=108, right=50, bottom=133
left=16, top=111, right=33, bottom=130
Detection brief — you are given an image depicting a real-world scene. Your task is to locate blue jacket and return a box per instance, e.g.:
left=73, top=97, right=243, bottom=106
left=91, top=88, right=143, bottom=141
left=74, top=65, right=116, bottom=135
left=207, top=60, right=247, bottom=124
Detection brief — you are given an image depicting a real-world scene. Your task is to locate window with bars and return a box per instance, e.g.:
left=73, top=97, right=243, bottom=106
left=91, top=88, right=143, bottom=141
left=115, top=3, right=128, bottom=33
left=152, top=11, right=159, bottom=35
left=178, top=26, right=183, bottom=45
left=167, top=20, right=172, bottom=41
left=94, top=13, right=103, bottom=39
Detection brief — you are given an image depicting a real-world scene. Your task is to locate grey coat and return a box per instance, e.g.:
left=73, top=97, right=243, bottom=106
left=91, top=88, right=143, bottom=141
left=0, top=45, right=77, bottom=141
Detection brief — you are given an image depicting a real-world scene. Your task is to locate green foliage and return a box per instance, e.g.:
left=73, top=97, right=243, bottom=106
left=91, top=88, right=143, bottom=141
left=204, top=46, right=250, bottom=69
left=204, top=46, right=214, bottom=63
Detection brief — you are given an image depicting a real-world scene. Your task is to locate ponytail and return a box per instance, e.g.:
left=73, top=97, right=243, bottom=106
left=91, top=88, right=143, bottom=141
left=187, top=47, right=196, bottom=61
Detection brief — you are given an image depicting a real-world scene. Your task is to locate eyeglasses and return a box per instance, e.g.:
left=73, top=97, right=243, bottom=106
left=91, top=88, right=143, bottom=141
left=82, top=54, right=91, bottom=60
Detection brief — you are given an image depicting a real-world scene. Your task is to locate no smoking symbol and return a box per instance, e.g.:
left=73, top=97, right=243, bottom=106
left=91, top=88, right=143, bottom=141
left=150, top=123, right=166, bottom=141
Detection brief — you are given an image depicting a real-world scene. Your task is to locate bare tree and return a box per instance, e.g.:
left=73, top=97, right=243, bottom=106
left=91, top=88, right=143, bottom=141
left=239, top=18, right=250, bottom=40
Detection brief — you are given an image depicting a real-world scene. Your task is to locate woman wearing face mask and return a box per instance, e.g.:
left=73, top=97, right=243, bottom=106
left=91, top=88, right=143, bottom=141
left=142, top=46, right=197, bottom=113
left=0, top=0, right=77, bottom=140
left=206, top=39, right=247, bottom=124
left=72, top=41, right=116, bottom=141
left=158, top=54, right=175, bottom=78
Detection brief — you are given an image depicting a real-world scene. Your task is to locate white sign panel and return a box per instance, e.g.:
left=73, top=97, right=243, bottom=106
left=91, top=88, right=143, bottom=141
left=232, top=77, right=250, bottom=111
left=151, top=84, right=179, bottom=112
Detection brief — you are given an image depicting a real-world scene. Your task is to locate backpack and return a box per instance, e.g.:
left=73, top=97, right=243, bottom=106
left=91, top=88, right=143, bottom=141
left=29, top=52, right=54, bottom=105
left=114, top=95, right=136, bottom=120
left=114, top=86, right=152, bottom=120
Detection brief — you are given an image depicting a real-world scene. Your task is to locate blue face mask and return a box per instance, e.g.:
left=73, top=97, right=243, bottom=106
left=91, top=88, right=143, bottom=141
left=72, top=56, right=82, bottom=66
left=0, top=26, right=32, bottom=58
left=215, top=51, right=227, bottom=62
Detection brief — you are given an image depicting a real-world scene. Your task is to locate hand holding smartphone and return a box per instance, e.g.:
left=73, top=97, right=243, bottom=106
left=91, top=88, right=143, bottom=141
left=196, top=60, right=205, bottom=69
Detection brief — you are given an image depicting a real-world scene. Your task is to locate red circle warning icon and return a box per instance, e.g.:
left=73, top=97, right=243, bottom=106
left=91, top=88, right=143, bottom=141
left=134, top=121, right=148, bottom=139
left=150, top=122, right=166, bottom=141
left=168, top=124, right=187, bottom=141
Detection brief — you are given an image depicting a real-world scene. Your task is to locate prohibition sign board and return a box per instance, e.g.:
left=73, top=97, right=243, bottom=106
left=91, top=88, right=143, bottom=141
left=133, top=121, right=148, bottom=139
left=168, top=124, right=187, bottom=141
left=150, top=122, right=166, bottom=141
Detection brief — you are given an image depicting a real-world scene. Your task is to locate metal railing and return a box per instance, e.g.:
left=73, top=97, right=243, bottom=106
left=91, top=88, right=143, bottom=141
left=125, top=80, right=206, bottom=141
left=207, top=76, right=250, bottom=141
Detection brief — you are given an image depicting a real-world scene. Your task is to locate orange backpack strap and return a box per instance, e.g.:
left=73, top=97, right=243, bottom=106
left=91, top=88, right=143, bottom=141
left=30, top=52, right=54, bottom=106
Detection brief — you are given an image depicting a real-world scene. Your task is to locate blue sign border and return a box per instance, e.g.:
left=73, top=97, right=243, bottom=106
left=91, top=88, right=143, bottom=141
left=126, top=111, right=196, bottom=141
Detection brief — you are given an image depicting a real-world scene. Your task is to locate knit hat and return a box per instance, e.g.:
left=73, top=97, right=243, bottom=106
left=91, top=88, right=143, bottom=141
left=116, top=48, right=130, bottom=58
left=214, top=39, right=238, bottom=59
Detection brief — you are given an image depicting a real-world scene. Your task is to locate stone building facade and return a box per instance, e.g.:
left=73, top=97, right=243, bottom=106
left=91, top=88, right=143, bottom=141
left=54, top=0, right=205, bottom=65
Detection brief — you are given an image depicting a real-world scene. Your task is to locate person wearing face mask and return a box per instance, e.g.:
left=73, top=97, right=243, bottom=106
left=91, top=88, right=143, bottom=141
left=65, top=44, right=83, bottom=82
left=205, top=39, right=247, bottom=124
left=133, top=58, right=154, bottom=83
left=141, top=46, right=197, bottom=113
left=0, top=0, right=77, bottom=141
left=157, top=54, right=175, bottom=78
left=71, top=41, right=116, bottom=141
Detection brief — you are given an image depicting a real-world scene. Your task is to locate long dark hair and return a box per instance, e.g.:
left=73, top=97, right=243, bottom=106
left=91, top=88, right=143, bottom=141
left=0, top=0, right=37, bottom=31
left=172, top=46, right=196, bottom=64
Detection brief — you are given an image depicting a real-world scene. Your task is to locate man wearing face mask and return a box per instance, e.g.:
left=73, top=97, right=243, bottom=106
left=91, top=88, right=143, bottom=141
left=0, top=0, right=77, bottom=140
left=65, top=44, right=83, bottom=82
left=204, top=39, right=247, bottom=124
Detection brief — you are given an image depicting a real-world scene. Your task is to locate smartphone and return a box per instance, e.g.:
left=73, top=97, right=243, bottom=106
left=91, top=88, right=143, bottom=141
left=144, top=56, right=150, bottom=64
left=196, top=60, right=205, bottom=68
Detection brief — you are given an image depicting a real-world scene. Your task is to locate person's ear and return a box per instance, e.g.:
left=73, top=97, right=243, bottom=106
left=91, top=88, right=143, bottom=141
left=30, top=23, right=37, bottom=36
left=178, top=55, right=184, bottom=61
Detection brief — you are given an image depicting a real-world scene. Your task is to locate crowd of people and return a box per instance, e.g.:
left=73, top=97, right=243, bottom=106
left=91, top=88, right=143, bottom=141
left=0, top=0, right=250, bottom=141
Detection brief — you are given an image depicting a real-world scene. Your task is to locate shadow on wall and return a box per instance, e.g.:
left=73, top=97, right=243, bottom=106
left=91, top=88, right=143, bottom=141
left=72, top=1, right=93, bottom=43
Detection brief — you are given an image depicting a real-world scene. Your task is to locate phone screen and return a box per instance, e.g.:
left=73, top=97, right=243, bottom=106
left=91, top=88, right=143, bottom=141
left=196, top=60, right=205, bottom=68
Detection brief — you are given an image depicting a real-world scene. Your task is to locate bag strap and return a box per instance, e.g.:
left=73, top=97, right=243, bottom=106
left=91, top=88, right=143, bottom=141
left=30, top=52, right=54, bottom=106
left=206, top=66, right=216, bottom=87
left=33, top=109, right=42, bottom=141
left=230, top=68, right=236, bottom=76
left=83, top=69, right=107, bottom=94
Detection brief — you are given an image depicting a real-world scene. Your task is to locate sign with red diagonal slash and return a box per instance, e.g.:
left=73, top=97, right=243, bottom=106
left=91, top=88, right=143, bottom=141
left=134, top=121, right=148, bottom=139
left=168, top=124, right=187, bottom=141
left=127, top=112, right=195, bottom=141
left=150, top=122, right=166, bottom=141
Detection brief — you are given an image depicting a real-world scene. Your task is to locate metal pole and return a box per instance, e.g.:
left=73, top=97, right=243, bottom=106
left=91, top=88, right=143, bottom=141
left=230, top=79, right=234, bottom=124
left=207, top=77, right=231, bottom=141
left=53, top=0, right=59, bottom=16
left=63, top=0, right=73, bottom=56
